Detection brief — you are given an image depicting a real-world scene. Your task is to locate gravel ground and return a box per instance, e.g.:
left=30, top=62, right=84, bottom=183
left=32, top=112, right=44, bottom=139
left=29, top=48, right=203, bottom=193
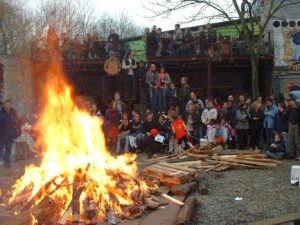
left=192, top=160, right=300, bottom=225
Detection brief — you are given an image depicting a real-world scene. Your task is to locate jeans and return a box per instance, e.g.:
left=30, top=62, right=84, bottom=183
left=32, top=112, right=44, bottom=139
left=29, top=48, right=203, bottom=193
left=193, top=125, right=204, bottom=144
left=266, top=151, right=285, bottom=159
left=250, top=128, right=260, bottom=148
left=237, top=129, right=248, bottom=150
left=287, top=123, right=300, bottom=157
left=115, top=134, right=127, bottom=154
left=265, top=128, right=274, bottom=147
left=158, top=88, right=167, bottom=113
left=148, top=87, right=158, bottom=110
left=168, top=41, right=183, bottom=54
left=0, top=136, right=13, bottom=165
left=282, top=132, right=288, bottom=154
left=125, top=75, right=135, bottom=99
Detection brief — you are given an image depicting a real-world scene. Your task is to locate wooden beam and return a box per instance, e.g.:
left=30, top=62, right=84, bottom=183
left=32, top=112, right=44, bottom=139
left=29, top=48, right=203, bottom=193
left=250, top=212, right=300, bottom=225
left=207, top=61, right=212, bottom=98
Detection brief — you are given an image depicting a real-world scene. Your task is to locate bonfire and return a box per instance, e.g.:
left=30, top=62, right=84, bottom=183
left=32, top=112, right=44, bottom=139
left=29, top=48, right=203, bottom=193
left=7, top=44, right=157, bottom=224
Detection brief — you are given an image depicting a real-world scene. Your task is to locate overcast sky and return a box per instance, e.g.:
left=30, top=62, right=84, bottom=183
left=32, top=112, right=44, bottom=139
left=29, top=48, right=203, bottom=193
left=27, top=0, right=208, bottom=31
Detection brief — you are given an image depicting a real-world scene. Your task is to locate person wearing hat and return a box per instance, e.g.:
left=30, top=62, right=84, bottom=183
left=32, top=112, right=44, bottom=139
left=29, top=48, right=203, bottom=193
left=263, top=97, right=278, bottom=146
left=283, top=94, right=300, bottom=158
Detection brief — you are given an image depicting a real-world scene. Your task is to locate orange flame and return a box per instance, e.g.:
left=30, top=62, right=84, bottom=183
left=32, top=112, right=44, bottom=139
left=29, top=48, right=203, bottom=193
left=9, top=46, right=149, bottom=221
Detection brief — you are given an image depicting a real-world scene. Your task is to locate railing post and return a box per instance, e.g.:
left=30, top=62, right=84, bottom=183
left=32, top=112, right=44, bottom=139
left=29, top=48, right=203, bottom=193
left=207, top=61, right=212, bottom=98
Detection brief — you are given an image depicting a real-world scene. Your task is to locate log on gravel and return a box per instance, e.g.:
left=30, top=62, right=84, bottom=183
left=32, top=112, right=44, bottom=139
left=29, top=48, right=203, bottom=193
left=170, top=182, right=197, bottom=196
left=217, top=150, right=261, bottom=155
left=196, top=177, right=209, bottom=195
left=173, top=196, right=198, bottom=225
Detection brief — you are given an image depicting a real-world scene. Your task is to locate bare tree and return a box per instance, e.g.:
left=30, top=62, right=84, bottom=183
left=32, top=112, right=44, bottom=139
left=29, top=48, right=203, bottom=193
left=95, top=10, right=143, bottom=39
left=146, top=0, right=300, bottom=98
left=32, top=0, right=95, bottom=39
left=0, top=0, right=33, bottom=55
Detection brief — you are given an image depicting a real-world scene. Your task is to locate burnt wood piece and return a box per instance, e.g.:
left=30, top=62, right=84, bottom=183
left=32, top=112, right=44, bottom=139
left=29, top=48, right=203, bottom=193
left=170, top=182, right=197, bottom=196
left=173, top=196, right=198, bottom=225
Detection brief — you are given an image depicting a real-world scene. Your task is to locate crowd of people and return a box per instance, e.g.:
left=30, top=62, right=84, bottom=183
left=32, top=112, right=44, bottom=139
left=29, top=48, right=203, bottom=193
left=143, top=23, right=246, bottom=57
left=32, top=28, right=120, bottom=60
left=96, top=87, right=300, bottom=160
left=1, top=89, right=300, bottom=168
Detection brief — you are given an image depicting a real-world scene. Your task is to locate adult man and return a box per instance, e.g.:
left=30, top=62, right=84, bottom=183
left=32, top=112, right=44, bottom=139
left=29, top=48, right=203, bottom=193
left=168, top=24, right=183, bottom=55
left=283, top=94, right=300, bottom=158
left=0, top=100, right=20, bottom=168
left=103, top=52, right=121, bottom=100
left=186, top=92, right=204, bottom=109
left=156, top=28, right=163, bottom=56
left=147, top=26, right=158, bottom=57
left=178, top=76, right=190, bottom=115
left=263, top=97, right=278, bottom=146
left=109, top=92, right=127, bottom=115
left=136, top=60, right=148, bottom=104
left=107, top=29, right=119, bottom=53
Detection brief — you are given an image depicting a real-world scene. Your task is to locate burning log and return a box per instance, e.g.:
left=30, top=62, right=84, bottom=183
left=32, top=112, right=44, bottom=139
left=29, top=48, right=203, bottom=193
left=2, top=198, right=61, bottom=225
left=170, top=182, right=197, bottom=196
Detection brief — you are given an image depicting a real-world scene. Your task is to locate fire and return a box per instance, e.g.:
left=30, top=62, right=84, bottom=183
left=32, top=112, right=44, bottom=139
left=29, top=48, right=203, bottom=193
left=9, top=47, right=150, bottom=222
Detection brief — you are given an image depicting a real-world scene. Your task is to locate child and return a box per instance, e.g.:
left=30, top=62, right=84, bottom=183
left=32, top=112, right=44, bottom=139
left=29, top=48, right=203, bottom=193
left=145, top=128, right=160, bottom=159
left=266, top=132, right=286, bottom=159
left=215, top=118, right=230, bottom=148
left=206, top=119, right=217, bottom=143
left=171, top=113, right=194, bottom=154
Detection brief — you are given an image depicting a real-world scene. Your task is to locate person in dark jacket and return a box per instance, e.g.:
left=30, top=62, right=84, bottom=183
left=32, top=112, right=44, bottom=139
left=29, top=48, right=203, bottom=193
left=249, top=101, right=264, bottom=149
left=283, top=94, right=300, bottom=159
left=225, top=100, right=237, bottom=149
left=146, top=26, right=158, bottom=57
left=275, top=102, right=288, bottom=151
left=236, top=103, right=250, bottom=150
left=136, top=60, right=148, bottom=104
left=0, top=100, right=20, bottom=167
left=178, top=76, right=191, bottom=115
left=167, top=81, right=180, bottom=111
left=266, top=132, right=286, bottom=159
left=183, top=103, right=202, bottom=144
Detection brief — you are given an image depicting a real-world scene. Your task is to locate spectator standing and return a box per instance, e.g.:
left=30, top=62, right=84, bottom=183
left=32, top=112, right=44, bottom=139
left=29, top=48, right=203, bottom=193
left=146, top=64, right=159, bottom=110
left=158, top=66, right=171, bottom=114
left=236, top=103, right=250, bottom=150
left=0, top=100, right=20, bottom=168
left=103, top=52, right=122, bottom=100
left=283, top=94, right=300, bottom=159
left=156, top=28, right=163, bottom=56
left=184, top=103, right=202, bottom=144
left=136, top=60, right=148, bottom=104
left=147, top=26, right=158, bottom=57
left=263, top=98, right=278, bottom=146
left=122, top=52, right=137, bottom=100
left=178, top=77, right=191, bottom=115
left=249, top=101, right=264, bottom=150
left=167, top=81, right=179, bottom=111
left=275, top=102, right=288, bottom=151
left=225, top=100, right=237, bottom=149
left=107, top=29, right=119, bottom=53
left=201, top=99, right=218, bottom=127
left=186, top=92, right=204, bottom=109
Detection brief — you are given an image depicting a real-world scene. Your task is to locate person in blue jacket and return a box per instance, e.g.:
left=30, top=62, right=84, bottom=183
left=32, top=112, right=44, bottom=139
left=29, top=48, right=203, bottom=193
left=263, top=97, right=278, bottom=146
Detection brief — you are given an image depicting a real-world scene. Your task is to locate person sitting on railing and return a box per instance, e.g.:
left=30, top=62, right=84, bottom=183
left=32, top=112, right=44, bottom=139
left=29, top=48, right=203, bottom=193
left=156, top=28, right=163, bottom=56
left=183, top=28, right=193, bottom=43
left=168, top=24, right=183, bottom=55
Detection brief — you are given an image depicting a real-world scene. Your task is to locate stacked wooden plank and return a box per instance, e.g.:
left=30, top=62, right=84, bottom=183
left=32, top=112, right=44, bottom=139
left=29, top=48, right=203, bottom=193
left=143, top=162, right=197, bottom=185
left=143, top=146, right=281, bottom=180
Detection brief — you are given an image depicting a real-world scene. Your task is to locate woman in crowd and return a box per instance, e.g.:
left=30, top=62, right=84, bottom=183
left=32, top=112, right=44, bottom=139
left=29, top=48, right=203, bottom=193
left=249, top=101, right=264, bottom=150
left=158, top=66, right=171, bottom=114
left=236, top=103, right=250, bottom=150
left=115, top=112, right=131, bottom=154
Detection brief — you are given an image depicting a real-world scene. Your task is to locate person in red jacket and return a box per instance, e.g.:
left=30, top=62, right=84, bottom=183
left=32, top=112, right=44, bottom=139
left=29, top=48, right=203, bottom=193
left=171, top=113, right=194, bottom=154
